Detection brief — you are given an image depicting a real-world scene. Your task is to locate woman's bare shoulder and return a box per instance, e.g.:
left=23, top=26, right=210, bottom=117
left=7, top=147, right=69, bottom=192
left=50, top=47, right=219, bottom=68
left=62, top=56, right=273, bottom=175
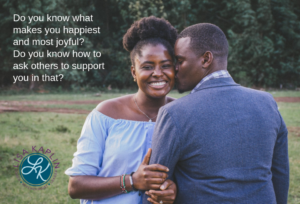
left=96, top=94, right=133, bottom=119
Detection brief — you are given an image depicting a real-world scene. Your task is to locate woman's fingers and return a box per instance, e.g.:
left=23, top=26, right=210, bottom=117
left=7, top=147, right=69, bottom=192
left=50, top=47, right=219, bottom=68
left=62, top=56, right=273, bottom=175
left=135, top=150, right=171, bottom=191
left=146, top=178, right=167, bottom=184
left=146, top=164, right=169, bottom=172
left=143, top=171, right=168, bottom=180
left=142, top=148, right=152, bottom=165
left=148, top=184, right=162, bottom=190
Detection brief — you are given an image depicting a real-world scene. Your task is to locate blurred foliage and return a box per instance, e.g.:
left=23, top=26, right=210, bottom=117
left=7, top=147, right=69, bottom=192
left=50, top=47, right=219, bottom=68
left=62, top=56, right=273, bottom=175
left=0, top=0, right=299, bottom=89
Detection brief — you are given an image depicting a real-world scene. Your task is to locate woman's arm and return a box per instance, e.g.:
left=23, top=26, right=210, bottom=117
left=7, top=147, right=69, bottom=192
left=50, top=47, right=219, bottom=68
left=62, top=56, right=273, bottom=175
left=69, top=175, right=123, bottom=200
left=68, top=149, right=169, bottom=200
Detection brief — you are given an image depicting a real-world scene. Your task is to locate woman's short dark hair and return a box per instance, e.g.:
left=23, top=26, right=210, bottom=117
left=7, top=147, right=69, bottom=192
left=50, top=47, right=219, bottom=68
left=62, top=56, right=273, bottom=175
left=123, top=16, right=177, bottom=65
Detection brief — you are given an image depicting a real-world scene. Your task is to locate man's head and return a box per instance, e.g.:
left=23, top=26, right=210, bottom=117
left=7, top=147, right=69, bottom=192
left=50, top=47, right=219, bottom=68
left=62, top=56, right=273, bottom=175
left=175, top=23, right=229, bottom=93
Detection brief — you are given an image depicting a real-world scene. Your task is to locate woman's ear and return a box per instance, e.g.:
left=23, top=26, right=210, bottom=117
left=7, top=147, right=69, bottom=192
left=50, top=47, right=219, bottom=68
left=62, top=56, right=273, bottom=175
left=202, top=51, right=213, bottom=69
left=131, top=65, right=137, bottom=81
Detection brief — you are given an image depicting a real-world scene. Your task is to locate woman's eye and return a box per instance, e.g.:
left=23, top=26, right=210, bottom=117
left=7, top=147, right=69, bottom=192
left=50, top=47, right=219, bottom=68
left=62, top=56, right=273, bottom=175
left=162, top=64, right=172, bottom=69
left=142, top=66, right=153, bottom=70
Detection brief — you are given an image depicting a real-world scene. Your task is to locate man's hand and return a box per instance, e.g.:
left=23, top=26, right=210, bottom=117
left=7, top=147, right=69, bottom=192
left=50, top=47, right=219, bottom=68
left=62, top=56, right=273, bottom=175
left=146, top=179, right=177, bottom=204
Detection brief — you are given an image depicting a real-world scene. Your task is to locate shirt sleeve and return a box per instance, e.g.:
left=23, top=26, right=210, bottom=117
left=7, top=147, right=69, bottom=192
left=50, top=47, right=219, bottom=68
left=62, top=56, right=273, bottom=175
left=271, top=111, right=289, bottom=204
left=143, top=107, right=182, bottom=204
left=150, top=106, right=182, bottom=178
left=65, top=110, right=108, bottom=176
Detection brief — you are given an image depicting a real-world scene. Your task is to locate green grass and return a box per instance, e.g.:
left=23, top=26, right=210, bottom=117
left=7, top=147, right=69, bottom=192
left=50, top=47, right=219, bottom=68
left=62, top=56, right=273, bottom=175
left=1, top=89, right=299, bottom=102
left=0, top=90, right=190, bottom=101
left=0, top=90, right=297, bottom=112
left=278, top=103, right=300, bottom=127
left=289, top=134, right=300, bottom=204
left=0, top=93, right=127, bottom=101
left=270, top=91, right=300, bottom=97
left=0, top=92, right=299, bottom=203
left=0, top=112, right=84, bottom=203
left=278, top=102, right=300, bottom=203
left=26, top=104, right=97, bottom=111
left=0, top=90, right=190, bottom=111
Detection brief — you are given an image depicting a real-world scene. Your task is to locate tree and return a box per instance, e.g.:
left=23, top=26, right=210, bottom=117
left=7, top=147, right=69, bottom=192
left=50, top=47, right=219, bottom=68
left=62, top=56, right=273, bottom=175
left=0, top=0, right=94, bottom=88
left=1, top=0, right=299, bottom=89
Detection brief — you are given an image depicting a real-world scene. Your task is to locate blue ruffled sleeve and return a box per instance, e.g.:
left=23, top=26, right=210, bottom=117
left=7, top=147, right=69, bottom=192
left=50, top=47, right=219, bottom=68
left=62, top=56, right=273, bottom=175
left=65, top=109, right=110, bottom=176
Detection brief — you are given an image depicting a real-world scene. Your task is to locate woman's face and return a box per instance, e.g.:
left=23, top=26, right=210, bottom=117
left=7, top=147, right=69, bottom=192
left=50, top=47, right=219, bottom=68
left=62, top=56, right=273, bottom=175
left=132, top=44, right=175, bottom=99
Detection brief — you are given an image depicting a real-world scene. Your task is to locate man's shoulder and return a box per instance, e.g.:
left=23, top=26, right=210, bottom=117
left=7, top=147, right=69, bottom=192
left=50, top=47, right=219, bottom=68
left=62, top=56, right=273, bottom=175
left=239, top=87, right=276, bottom=102
left=162, top=93, right=196, bottom=114
left=163, top=87, right=276, bottom=113
left=164, top=93, right=189, bottom=107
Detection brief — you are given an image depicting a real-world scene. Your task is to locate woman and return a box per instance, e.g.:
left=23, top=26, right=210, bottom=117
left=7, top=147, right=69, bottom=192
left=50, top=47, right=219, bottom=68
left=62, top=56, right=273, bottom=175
left=65, top=16, right=177, bottom=204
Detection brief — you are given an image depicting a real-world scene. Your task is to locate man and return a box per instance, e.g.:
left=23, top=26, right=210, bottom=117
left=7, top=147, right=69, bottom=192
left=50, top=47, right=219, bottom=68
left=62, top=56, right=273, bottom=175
left=144, top=23, right=289, bottom=204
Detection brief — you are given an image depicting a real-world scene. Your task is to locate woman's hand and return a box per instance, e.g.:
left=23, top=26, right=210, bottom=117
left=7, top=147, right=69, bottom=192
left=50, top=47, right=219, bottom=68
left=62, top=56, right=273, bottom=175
left=132, top=148, right=169, bottom=191
left=145, top=179, right=177, bottom=204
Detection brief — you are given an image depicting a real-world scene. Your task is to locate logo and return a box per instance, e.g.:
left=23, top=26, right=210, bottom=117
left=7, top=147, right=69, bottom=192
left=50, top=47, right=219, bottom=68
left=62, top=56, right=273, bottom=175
left=14, top=146, right=60, bottom=190
left=20, top=153, right=53, bottom=186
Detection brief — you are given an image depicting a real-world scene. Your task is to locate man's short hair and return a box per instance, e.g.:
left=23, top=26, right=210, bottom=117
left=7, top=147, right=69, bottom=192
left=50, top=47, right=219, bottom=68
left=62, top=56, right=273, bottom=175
left=178, top=23, right=228, bottom=58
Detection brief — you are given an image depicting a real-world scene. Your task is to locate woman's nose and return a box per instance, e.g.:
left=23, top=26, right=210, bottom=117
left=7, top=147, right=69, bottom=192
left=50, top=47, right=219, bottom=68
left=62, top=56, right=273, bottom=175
left=152, top=66, right=163, bottom=77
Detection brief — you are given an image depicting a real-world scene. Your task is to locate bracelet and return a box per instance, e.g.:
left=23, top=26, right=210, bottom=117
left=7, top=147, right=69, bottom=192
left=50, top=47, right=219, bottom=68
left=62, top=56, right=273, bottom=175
left=129, top=172, right=138, bottom=191
left=120, top=174, right=126, bottom=193
left=123, top=174, right=128, bottom=193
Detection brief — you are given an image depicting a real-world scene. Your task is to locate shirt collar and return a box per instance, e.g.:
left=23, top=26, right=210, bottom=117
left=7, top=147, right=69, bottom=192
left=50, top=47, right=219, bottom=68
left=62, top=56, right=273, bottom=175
left=190, top=70, right=231, bottom=94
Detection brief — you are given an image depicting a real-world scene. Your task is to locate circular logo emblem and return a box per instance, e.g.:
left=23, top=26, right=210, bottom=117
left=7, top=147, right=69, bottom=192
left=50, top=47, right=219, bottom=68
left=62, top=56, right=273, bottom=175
left=19, top=153, right=53, bottom=186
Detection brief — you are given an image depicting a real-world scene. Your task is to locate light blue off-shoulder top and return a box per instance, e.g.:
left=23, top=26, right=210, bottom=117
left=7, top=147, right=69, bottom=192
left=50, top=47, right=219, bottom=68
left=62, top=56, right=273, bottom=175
left=65, top=109, right=155, bottom=204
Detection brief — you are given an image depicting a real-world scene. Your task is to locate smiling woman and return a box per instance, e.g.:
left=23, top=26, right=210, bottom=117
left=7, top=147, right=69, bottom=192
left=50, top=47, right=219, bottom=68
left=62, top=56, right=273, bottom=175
left=65, top=16, right=178, bottom=204
left=132, top=44, right=175, bottom=101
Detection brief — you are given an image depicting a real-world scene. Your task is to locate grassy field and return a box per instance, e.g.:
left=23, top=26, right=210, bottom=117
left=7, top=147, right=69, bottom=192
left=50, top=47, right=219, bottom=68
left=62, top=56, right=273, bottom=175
left=0, top=112, right=83, bottom=203
left=0, top=90, right=299, bottom=101
left=0, top=91, right=299, bottom=203
left=0, top=90, right=189, bottom=101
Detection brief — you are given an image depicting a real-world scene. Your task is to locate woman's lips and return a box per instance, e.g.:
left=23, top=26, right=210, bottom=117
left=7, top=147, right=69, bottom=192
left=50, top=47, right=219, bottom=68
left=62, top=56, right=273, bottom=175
left=148, top=81, right=167, bottom=89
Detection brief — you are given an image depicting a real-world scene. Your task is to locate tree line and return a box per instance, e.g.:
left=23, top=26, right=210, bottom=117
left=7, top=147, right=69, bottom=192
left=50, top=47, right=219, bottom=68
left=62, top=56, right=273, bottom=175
left=0, top=0, right=299, bottom=90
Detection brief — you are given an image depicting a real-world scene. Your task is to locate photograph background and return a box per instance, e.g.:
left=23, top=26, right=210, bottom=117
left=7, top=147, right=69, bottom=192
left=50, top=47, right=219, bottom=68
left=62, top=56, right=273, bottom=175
left=0, top=0, right=300, bottom=203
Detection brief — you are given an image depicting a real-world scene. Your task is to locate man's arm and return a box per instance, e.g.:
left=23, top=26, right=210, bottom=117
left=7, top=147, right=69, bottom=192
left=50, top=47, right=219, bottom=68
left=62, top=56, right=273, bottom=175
left=143, top=107, right=182, bottom=204
left=271, top=112, right=289, bottom=204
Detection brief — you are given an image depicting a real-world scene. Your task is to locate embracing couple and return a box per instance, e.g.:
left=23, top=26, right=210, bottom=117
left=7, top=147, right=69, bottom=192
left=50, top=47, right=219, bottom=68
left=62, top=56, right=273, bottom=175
left=65, top=16, right=289, bottom=204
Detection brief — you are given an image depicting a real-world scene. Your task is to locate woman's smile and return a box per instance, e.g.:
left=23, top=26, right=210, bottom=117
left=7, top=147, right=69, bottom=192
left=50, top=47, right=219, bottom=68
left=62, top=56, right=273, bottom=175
left=148, top=81, right=168, bottom=89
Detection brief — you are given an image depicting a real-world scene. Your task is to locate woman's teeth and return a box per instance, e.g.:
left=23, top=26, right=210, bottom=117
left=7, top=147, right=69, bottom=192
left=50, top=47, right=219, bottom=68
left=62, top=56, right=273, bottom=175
left=150, top=81, right=166, bottom=86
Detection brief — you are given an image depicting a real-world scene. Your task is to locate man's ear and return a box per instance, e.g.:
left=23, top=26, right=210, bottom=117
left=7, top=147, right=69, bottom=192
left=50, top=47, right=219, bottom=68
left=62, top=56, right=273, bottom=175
left=131, top=65, right=136, bottom=80
left=202, top=51, right=213, bottom=69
